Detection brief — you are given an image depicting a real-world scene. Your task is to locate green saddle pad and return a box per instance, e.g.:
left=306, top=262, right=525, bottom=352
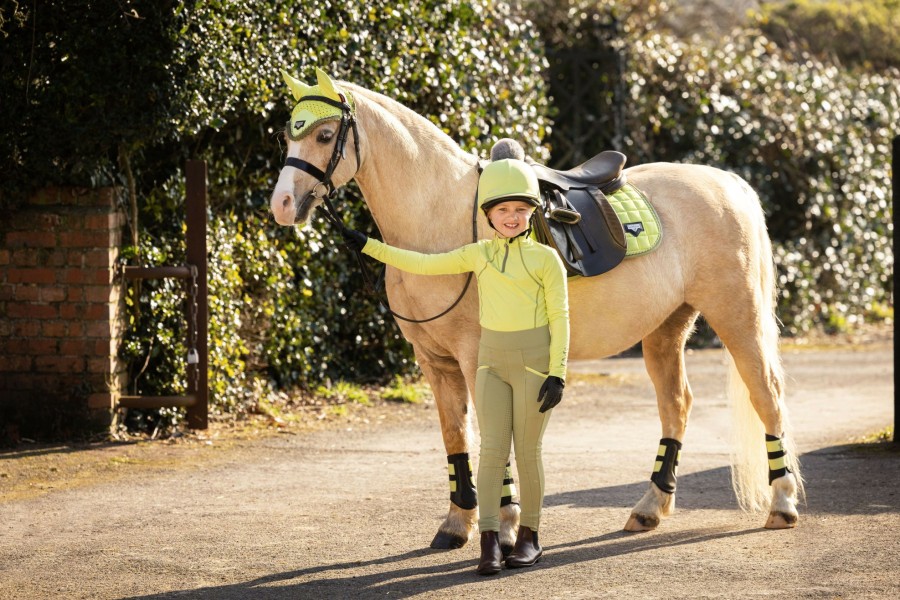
left=607, top=183, right=662, bottom=257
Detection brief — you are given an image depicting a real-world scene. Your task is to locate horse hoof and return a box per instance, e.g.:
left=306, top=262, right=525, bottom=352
left=430, top=530, right=468, bottom=549
left=764, top=511, right=798, bottom=529
left=624, top=513, right=659, bottom=532
left=501, top=543, right=514, bottom=557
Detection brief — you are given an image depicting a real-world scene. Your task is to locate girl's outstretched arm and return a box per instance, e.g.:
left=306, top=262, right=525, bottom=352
left=362, top=237, right=478, bottom=276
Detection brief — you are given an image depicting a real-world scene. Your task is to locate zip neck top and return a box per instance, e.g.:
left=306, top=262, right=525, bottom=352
left=362, top=235, right=569, bottom=378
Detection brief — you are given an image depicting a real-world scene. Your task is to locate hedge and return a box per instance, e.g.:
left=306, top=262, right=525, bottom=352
left=1, top=0, right=551, bottom=422
left=1, top=0, right=895, bottom=424
left=527, top=0, right=897, bottom=336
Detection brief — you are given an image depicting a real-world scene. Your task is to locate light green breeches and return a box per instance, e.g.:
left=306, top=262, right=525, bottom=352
left=475, top=326, right=553, bottom=533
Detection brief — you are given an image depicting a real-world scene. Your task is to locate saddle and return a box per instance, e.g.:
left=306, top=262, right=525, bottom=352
left=529, top=151, right=629, bottom=277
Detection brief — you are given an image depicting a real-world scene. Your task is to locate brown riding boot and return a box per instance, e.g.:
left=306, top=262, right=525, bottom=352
left=505, top=526, right=543, bottom=568
left=476, top=531, right=503, bottom=576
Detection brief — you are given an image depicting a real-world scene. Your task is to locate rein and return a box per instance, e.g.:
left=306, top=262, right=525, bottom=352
left=353, top=187, right=478, bottom=324
left=283, top=94, right=478, bottom=324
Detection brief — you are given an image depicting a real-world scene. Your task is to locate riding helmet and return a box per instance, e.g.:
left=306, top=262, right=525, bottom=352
left=478, top=159, right=541, bottom=213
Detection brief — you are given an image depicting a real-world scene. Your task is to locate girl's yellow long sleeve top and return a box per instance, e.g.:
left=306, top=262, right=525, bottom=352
left=362, top=235, right=570, bottom=379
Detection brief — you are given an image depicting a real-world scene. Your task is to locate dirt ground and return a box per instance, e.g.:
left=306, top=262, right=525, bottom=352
left=1, top=333, right=897, bottom=599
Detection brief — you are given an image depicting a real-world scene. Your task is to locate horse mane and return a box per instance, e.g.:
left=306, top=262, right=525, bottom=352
left=334, top=81, right=484, bottom=249
left=341, top=82, right=477, bottom=168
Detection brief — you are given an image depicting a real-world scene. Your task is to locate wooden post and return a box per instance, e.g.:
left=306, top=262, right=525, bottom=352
left=893, top=136, right=898, bottom=444
left=185, top=160, right=209, bottom=429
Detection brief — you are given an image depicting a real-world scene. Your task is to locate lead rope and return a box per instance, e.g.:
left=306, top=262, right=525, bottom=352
left=321, top=171, right=480, bottom=324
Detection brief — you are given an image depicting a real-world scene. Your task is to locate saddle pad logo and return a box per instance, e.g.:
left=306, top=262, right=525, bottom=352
left=624, top=222, right=645, bottom=237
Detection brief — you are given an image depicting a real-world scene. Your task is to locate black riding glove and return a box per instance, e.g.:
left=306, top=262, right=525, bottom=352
left=341, top=226, right=368, bottom=252
left=537, top=376, right=564, bottom=413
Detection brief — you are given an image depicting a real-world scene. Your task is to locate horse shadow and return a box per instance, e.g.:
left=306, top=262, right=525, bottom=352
left=544, top=463, right=736, bottom=511
left=119, top=441, right=897, bottom=600
left=545, top=441, right=899, bottom=516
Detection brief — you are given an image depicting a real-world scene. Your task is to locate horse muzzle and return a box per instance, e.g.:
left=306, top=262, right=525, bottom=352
left=270, top=179, right=323, bottom=226
left=291, top=189, right=323, bottom=225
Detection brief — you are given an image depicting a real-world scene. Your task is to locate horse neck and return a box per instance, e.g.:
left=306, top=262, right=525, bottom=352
left=347, top=85, right=482, bottom=251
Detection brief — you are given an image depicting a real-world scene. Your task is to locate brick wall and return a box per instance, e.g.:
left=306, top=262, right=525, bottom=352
left=0, top=187, right=125, bottom=442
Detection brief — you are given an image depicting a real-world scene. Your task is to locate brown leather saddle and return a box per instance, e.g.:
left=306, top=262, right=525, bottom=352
left=529, top=151, right=628, bottom=277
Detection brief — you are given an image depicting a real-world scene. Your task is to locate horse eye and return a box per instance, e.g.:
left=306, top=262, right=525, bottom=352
left=317, top=130, right=334, bottom=143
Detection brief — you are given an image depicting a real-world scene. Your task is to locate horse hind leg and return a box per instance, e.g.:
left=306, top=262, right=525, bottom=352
left=625, top=304, right=699, bottom=532
left=498, top=464, right=520, bottom=555
left=699, top=288, right=802, bottom=529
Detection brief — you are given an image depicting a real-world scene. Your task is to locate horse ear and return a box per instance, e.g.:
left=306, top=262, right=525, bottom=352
left=314, top=67, right=342, bottom=101
left=281, top=70, right=310, bottom=101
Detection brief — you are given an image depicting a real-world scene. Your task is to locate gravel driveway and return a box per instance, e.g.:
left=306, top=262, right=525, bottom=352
left=1, top=339, right=896, bottom=599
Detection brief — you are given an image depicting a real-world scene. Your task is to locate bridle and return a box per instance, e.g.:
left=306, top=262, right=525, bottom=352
left=282, top=93, right=478, bottom=324
left=284, top=93, right=360, bottom=227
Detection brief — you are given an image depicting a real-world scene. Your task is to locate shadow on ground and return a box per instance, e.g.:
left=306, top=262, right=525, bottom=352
left=546, top=441, right=898, bottom=516
left=121, top=441, right=898, bottom=600
left=0, top=440, right=140, bottom=460
left=119, top=526, right=758, bottom=599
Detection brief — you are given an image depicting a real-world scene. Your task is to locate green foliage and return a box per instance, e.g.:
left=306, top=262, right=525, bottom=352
left=315, top=381, right=371, bottom=406
left=524, top=0, right=669, bottom=163
left=0, top=1, right=191, bottom=205
left=755, top=0, right=900, bottom=72
left=524, top=0, right=896, bottom=336
left=380, top=375, right=429, bottom=404
left=859, top=425, right=894, bottom=444
left=0, top=0, right=548, bottom=418
left=620, top=29, right=897, bottom=334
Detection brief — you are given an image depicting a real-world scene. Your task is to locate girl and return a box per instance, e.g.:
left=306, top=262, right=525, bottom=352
left=342, top=158, right=569, bottom=575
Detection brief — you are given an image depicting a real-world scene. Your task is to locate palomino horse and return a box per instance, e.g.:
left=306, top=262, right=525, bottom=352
left=270, top=69, right=803, bottom=550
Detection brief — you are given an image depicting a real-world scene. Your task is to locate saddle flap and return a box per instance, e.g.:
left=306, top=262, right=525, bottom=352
left=533, top=186, right=627, bottom=277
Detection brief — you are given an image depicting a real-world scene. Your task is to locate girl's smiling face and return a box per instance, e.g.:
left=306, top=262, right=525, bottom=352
left=487, top=200, right=536, bottom=238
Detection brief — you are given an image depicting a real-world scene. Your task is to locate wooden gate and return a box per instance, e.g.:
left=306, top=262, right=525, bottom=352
left=118, top=160, right=209, bottom=429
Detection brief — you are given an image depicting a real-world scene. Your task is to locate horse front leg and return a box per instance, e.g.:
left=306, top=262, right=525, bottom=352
left=625, top=305, right=698, bottom=532
left=416, top=340, right=521, bottom=551
left=416, top=350, right=480, bottom=549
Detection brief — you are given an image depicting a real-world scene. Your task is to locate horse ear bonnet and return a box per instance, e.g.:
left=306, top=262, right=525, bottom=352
left=282, top=67, right=355, bottom=140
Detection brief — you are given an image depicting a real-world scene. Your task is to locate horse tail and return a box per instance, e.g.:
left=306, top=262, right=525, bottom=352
left=725, top=179, right=804, bottom=512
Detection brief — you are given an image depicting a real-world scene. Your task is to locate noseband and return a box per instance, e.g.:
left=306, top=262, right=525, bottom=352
left=283, top=93, right=361, bottom=227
